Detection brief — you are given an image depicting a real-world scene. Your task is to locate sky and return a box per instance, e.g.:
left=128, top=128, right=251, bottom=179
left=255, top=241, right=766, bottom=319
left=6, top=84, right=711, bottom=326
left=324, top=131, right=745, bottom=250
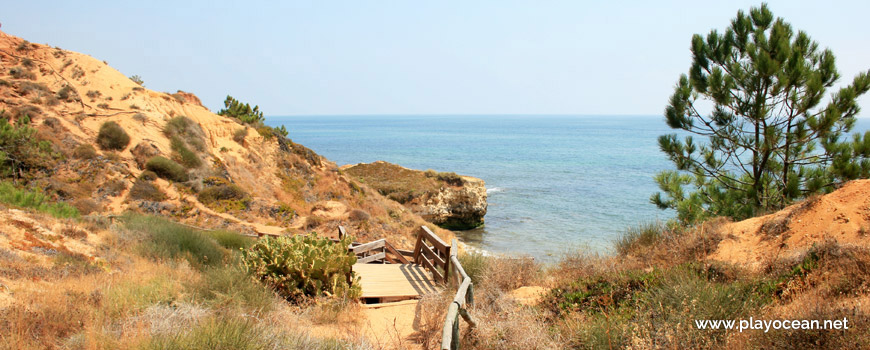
left=3, top=1, right=870, bottom=116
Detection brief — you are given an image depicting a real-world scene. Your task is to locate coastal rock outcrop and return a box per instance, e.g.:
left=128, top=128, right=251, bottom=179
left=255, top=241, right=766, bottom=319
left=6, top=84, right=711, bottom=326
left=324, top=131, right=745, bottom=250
left=343, top=161, right=487, bottom=230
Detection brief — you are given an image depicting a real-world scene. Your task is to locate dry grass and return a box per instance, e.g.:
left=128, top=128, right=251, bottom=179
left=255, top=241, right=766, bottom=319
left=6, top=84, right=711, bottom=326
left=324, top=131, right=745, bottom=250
left=0, top=212, right=371, bottom=349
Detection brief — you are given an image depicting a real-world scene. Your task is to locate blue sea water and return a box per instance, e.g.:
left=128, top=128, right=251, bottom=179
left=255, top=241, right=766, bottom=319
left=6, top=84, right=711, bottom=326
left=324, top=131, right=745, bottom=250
left=267, top=115, right=870, bottom=260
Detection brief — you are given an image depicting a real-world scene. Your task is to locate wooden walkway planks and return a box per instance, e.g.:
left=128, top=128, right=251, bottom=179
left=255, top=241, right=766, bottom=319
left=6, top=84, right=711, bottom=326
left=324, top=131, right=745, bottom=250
left=354, top=263, right=440, bottom=300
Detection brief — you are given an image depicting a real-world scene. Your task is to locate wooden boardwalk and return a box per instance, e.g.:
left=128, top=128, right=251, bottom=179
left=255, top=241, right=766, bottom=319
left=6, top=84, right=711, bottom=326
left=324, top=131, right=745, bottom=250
left=354, top=263, right=440, bottom=302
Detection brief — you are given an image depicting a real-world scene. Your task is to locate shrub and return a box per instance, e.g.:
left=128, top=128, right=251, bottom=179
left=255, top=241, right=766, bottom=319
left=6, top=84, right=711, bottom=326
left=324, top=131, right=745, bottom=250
left=72, top=143, right=97, bottom=159
left=9, top=66, right=36, bottom=80
left=56, top=85, right=75, bottom=101
left=256, top=126, right=275, bottom=139
left=0, top=114, right=54, bottom=180
left=145, top=156, right=189, bottom=182
left=241, top=234, right=360, bottom=302
left=233, top=128, right=247, bottom=144
left=123, top=214, right=225, bottom=268
left=164, top=116, right=205, bottom=151
left=18, top=81, right=49, bottom=95
left=0, top=182, right=79, bottom=218
left=614, top=221, right=668, bottom=256
left=72, top=198, right=101, bottom=215
left=96, top=121, right=130, bottom=150
left=85, top=90, right=101, bottom=100
left=171, top=136, right=202, bottom=168
left=102, top=178, right=127, bottom=196
left=348, top=209, right=370, bottom=222
left=436, top=171, right=464, bottom=186
left=139, top=170, right=158, bottom=181
left=128, top=178, right=166, bottom=201
left=198, top=183, right=249, bottom=208
left=132, top=112, right=147, bottom=123
left=129, top=75, right=144, bottom=86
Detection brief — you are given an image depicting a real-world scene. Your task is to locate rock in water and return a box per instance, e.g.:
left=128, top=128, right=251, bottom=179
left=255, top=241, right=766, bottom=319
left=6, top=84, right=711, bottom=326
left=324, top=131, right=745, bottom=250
left=342, top=161, right=487, bottom=230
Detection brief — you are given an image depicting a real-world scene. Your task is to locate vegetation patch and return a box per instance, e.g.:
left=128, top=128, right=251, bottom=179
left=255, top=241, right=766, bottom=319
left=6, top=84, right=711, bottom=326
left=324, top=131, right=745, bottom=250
left=0, top=114, right=55, bottom=180
left=170, top=136, right=202, bottom=168
left=122, top=213, right=225, bottom=268
left=197, top=178, right=251, bottom=212
left=72, top=143, right=98, bottom=159
left=128, top=178, right=166, bottom=201
left=242, top=234, right=360, bottom=302
left=0, top=182, right=78, bottom=218
left=96, top=121, right=130, bottom=150
left=345, top=162, right=441, bottom=205
left=145, top=156, right=189, bottom=182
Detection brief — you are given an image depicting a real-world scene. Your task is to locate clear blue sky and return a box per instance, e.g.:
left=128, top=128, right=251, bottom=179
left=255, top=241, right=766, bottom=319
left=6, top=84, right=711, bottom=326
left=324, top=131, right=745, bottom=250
left=4, top=1, right=869, bottom=116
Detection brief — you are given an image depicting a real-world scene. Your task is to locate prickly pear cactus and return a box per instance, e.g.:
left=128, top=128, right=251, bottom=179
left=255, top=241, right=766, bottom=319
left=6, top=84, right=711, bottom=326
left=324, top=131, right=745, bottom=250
left=241, top=233, right=361, bottom=302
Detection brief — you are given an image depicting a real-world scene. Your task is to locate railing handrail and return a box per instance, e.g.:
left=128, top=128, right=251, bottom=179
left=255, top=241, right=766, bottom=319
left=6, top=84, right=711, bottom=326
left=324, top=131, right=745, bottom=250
left=441, top=238, right=476, bottom=350
left=414, top=226, right=452, bottom=283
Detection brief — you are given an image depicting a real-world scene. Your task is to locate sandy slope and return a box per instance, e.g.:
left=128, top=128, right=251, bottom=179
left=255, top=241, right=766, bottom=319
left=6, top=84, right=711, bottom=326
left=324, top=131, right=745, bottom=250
left=0, top=30, right=454, bottom=247
left=711, top=179, right=870, bottom=269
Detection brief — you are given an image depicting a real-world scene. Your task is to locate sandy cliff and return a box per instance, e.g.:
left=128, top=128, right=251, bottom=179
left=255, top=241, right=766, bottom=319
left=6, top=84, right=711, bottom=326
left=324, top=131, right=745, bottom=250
left=710, top=179, right=870, bottom=269
left=0, top=31, right=454, bottom=247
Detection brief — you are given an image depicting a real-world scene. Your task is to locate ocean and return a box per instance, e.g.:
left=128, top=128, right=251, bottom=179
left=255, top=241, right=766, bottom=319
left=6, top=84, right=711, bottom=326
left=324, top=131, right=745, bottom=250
left=267, top=115, right=870, bottom=260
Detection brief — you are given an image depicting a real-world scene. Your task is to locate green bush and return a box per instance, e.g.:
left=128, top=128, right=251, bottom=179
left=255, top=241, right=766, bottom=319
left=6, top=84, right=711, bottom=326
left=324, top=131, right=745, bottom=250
left=170, top=136, right=202, bottom=168
left=0, top=115, right=54, bottom=180
left=241, top=234, right=360, bottom=302
left=0, top=182, right=79, bottom=218
left=96, top=121, right=130, bottom=150
left=72, top=143, right=97, bottom=159
left=128, top=178, right=166, bottom=201
left=164, top=116, right=205, bottom=151
left=123, top=214, right=225, bottom=268
left=145, top=156, right=188, bottom=182
left=198, top=183, right=250, bottom=211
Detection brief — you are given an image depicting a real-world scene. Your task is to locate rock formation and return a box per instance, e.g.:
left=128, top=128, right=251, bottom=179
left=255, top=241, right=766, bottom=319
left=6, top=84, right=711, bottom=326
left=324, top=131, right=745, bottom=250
left=343, top=161, right=487, bottom=230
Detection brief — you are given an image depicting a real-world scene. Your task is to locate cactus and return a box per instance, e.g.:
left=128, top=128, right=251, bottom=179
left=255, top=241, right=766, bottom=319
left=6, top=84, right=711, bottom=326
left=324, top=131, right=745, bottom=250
left=241, top=233, right=361, bottom=302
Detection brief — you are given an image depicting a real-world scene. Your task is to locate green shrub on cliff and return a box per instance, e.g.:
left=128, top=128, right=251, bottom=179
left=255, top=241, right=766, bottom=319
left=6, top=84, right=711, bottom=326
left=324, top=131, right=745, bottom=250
left=241, top=234, right=360, bottom=302
left=145, top=156, right=188, bottom=182
left=96, top=121, right=130, bottom=151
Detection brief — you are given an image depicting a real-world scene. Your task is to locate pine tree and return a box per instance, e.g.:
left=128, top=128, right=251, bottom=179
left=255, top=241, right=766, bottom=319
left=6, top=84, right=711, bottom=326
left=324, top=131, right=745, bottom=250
left=217, top=95, right=265, bottom=125
left=652, top=3, right=870, bottom=224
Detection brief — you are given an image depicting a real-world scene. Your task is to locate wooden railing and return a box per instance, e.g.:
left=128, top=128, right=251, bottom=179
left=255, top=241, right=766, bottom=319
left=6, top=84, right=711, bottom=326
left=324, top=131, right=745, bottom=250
left=440, top=238, right=476, bottom=350
left=413, top=226, right=452, bottom=283
left=338, top=226, right=410, bottom=264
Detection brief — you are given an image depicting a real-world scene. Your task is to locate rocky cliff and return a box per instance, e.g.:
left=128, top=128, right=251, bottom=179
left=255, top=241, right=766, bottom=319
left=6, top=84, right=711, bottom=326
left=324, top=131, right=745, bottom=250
left=343, top=161, right=487, bottom=230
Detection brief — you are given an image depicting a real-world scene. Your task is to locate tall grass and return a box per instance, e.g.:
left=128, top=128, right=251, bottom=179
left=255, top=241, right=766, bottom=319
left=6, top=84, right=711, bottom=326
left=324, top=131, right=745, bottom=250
left=205, top=230, right=255, bottom=250
left=144, top=315, right=355, bottom=350
left=0, top=181, right=79, bottom=218
left=121, top=213, right=225, bottom=268
left=188, top=265, right=276, bottom=312
left=614, top=221, right=667, bottom=256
